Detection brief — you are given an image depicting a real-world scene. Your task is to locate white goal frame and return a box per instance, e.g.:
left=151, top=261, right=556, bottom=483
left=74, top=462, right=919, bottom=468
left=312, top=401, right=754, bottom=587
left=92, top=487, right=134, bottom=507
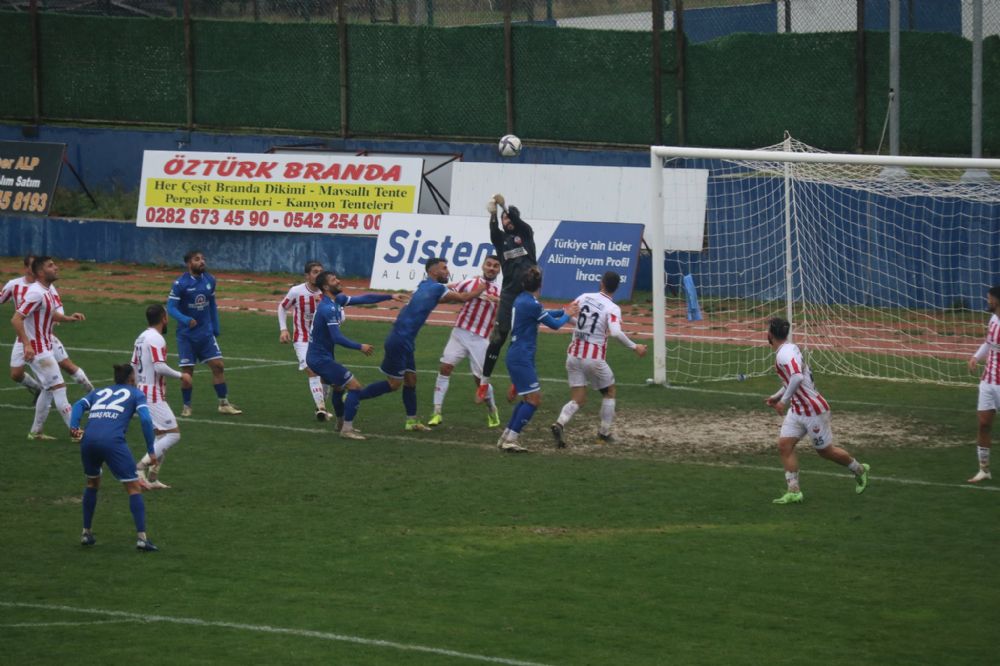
left=649, top=143, right=1000, bottom=385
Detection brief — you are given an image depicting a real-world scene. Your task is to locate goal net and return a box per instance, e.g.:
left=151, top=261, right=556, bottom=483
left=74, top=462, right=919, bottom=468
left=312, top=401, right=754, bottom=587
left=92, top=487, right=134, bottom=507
left=649, top=137, right=1000, bottom=386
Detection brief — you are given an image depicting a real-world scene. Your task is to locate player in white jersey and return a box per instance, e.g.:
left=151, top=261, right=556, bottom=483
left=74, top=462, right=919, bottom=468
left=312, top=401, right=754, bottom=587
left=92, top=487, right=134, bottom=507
left=132, top=304, right=190, bottom=489
left=428, top=256, right=503, bottom=428
left=764, top=318, right=870, bottom=504
left=3, top=254, right=95, bottom=440
left=966, top=286, right=1000, bottom=483
left=278, top=260, right=330, bottom=420
left=10, top=257, right=88, bottom=441
left=550, top=272, right=647, bottom=448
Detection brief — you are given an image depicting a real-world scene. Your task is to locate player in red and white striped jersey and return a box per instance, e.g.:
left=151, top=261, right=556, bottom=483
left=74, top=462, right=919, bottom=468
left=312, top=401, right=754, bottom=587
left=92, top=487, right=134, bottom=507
left=278, top=261, right=330, bottom=419
left=765, top=317, right=869, bottom=504
left=966, top=286, right=1000, bottom=483
left=428, top=256, right=503, bottom=428
left=1, top=255, right=44, bottom=400
left=10, top=257, right=88, bottom=441
left=550, top=272, right=647, bottom=448
left=132, top=304, right=190, bottom=489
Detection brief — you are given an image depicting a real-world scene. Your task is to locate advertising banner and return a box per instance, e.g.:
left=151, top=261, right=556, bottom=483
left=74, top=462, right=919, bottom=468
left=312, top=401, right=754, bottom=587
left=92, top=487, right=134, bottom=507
left=371, top=214, right=643, bottom=301
left=135, top=151, right=423, bottom=235
left=0, top=141, right=65, bottom=217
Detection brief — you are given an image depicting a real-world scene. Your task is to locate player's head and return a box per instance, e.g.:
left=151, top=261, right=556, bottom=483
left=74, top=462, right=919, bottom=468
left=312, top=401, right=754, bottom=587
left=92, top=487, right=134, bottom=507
left=22, top=254, right=36, bottom=279
left=501, top=206, right=521, bottom=231
left=113, top=362, right=135, bottom=386
left=31, top=256, right=57, bottom=282
left=425, top=257, right=450, bottom=284
left=767, top=317, right=791, bottom=345
left=315, top=270, right=341, bottom=295
left=304, top=260, right=323, bottom=281
left=482, top=255, right=501, bottom=280
left=988, top=286, right=1000, bottom=312
left=600, top=271, right=621, bottom=295
left=184, top=250, right=206, bottom=275
left=522, top=267, right=542, bottom=293
left=146, top=303, right=168, bottom=328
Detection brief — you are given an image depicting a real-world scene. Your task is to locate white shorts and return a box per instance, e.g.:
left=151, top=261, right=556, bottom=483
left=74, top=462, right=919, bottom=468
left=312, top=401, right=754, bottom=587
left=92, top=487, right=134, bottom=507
left=439, top=327, right=488, bottom=378
left=780, top=410, right=834, bottom=450
left=566, top=356, right=615, bottom=391
left=146, top=400, right=179, bottom=431
left=10, top=339, right=24, bottom=367
left=977, top=381, right=1000, bottom=412
left=293, top=341, right=309, bottom=371
left=51, top=336, right=68, bottom=363
left=27, top=352, right=63, bottom=390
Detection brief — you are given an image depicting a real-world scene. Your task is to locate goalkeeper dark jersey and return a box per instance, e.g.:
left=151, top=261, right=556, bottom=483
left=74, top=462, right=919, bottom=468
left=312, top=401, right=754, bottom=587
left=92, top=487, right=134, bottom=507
left=490, top=210, right=537, bottom=295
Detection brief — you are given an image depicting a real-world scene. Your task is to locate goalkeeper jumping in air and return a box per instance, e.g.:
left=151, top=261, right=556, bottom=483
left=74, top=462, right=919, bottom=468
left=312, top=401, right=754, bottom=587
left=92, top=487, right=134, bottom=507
left=476, top=193, right=539, bottom=402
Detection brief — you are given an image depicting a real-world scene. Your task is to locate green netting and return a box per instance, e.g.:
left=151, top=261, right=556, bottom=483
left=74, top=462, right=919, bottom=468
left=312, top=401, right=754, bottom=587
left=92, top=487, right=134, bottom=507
left=512, top=25, right=664, bottom=145
left=686, top=32, right=857, bottom=151
left=38, top=15, right=185, bottom=124
left=194, top=20, right=339, bottom=131
left=0, top=12, right=34, bottom=120
left=864, top=32, right=973, bottom=155
left=347, top=23, right=505, bottom=138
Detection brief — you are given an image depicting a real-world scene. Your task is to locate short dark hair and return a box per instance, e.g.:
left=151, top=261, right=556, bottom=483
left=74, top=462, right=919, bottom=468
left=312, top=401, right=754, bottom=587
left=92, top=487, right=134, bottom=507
left=304, top=260, right=322, bottom=274
left=23, top=254, right=35, bottom=267
left=113, top=363, right=134, bottom=385
left=30, top=255, right=52, bottom=275
left=146, top=304, right=166, bottom=326
left=485, top=255, right=500, bottom=263
left=314, top=270, right=336, bottom=291
left=601, top=272, right=621, bottom=294
left=768, top=317, right=791, bottom=341
left=425, top=257, right=446, bottom=272
left=989, top=286, right=1000, bottom=301
left=522, top=267, right=542, bottom=292
left=183, top=249, right=202, bottom=264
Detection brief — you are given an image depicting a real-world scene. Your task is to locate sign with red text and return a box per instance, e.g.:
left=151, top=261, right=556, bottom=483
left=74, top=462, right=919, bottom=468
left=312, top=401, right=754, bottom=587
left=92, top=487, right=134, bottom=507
left=135, top=151, right=423, bottom=235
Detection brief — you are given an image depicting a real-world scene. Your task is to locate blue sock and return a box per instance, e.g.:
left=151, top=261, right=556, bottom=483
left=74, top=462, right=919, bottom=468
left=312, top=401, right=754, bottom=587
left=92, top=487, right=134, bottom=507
left=214, top=382, right=228, bottom=399
left=128, top=493, right=146, bottom=533
left=331, top=390, right=345, bottom=417
left=181, top=388, right=192, bottom=405
left=344, top=389, right=362, bottom=422
left=509, top=402, right=537, bottom=434
left=360, top=380, right=392, bottom=400
left=402, top=386, right=417, bottom=418
left=82, top=487, right=98, bottom=530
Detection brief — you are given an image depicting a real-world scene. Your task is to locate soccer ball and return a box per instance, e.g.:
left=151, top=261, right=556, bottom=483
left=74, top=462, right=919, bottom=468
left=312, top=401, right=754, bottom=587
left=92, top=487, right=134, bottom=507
left=498, top=134, right=522, bottom=158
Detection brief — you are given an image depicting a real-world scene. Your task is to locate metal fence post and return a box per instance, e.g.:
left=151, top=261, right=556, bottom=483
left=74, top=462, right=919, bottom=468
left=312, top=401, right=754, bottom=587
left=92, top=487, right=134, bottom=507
left=855, top=0, right=866, bottom=152
left=652, top=0, right=663, bottom=145
left=504, top=0, right=514, bottom=134
left=339, top=0, right=349, bottom=138
left=29, top=0, right=42, bottom=125
left=675, top=0, right=686, bottom=146
left=183, top=0, right=194, bottom=130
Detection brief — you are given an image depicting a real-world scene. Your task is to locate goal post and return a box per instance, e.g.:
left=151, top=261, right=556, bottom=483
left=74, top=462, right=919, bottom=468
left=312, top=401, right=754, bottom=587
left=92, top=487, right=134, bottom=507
left=649, top=139, right=1000, bottom=387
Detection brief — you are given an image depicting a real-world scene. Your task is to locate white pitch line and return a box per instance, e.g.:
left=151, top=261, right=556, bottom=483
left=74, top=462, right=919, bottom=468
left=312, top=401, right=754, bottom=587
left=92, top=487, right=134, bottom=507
left=0, top=601, right=553, bottom=666
left=0, top=619, right=141, bottom=628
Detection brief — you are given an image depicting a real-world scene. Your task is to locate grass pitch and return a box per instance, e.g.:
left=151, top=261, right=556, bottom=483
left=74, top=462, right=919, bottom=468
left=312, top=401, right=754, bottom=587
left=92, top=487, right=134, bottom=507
left=1, top=292, right=997, bottom=665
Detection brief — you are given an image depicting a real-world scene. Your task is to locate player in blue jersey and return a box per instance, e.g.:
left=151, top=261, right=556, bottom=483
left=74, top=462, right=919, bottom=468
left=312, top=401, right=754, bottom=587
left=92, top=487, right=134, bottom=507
left=71, top=363, right=159, bottom=551
left=496, top=267, right=578, bottom=453
left=306, top=270, right=407, bottom=439
left=341, top=257, right=495, bottom=436
left=167, top=250, right=241, bottom=417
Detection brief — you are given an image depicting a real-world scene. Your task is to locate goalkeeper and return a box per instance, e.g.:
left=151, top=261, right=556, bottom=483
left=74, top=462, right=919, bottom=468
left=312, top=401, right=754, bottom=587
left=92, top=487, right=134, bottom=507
left=477, top=193, right=538, bottom=402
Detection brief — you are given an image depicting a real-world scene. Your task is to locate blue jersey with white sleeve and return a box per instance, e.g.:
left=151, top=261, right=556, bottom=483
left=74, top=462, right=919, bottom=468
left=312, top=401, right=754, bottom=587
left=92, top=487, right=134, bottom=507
left=167, top=272, right=219, bottom=340
left=306, top=295, right=364, bottom=365
left=389, top=279, right=449, bottom=345
left=508, top=291, right=570, bottom=360
left=71, top=385, right=155, bottom=453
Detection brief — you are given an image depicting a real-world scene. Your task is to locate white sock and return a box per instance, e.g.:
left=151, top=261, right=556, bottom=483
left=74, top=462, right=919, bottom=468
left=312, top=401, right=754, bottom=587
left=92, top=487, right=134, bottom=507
left=308, top=375, right=325, bottom=409
left=433, top=374, right=450, bottom=412
left=598, top=398, right=616, bottom=436
left=847, top=459, right=863, bottom=475
left=785, top=471, right=800, bottom=492
left=52, top=386, right=72, bottom=428
left=154, top=432, right=181, bottom=458
left=485, top=383, right=496, bottom=409
left=557, top=400, right=580, bottom=426
left=19, top=373, right=41, bottom=391
left=31, top=389, right=53, bottom=433
left=978, top=446, right=991, bottom=469
left=72, top=368, right=94, bottom=392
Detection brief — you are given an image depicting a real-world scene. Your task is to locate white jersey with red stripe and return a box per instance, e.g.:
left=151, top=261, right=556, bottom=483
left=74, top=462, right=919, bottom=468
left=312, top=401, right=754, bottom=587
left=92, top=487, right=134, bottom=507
left=132, top=327, right=170, bottom=403
left=980, top=314, right=1000, bottom=384
left=279, top=282, right=323, bottom=343
left=566, top=292, right=623, bottom=360
left=452, top=276, right=500, bottom=338
left=1, top=276, right=34, bottom=310
left=15, top=282, right=61, bottom=355
left=774, top=342, right=830, bottom=416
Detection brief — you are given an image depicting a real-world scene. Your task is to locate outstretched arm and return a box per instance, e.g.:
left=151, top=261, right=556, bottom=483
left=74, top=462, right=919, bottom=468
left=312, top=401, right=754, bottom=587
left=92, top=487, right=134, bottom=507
left=540, top=310, right=572, bottom=330
left=440, top=282, right=492, bottom=305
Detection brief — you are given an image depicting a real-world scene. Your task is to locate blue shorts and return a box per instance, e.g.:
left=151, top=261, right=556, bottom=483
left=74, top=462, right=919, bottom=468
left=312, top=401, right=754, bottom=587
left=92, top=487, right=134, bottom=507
left=379, top=335, right=415, bottom=380
left=177, top=335, right=222, bottom=366
left=506, top=356, right=540, bottom=395
left=80, top=437, right=139, bottom=482
left=306, top=357, right=353, bottom=388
